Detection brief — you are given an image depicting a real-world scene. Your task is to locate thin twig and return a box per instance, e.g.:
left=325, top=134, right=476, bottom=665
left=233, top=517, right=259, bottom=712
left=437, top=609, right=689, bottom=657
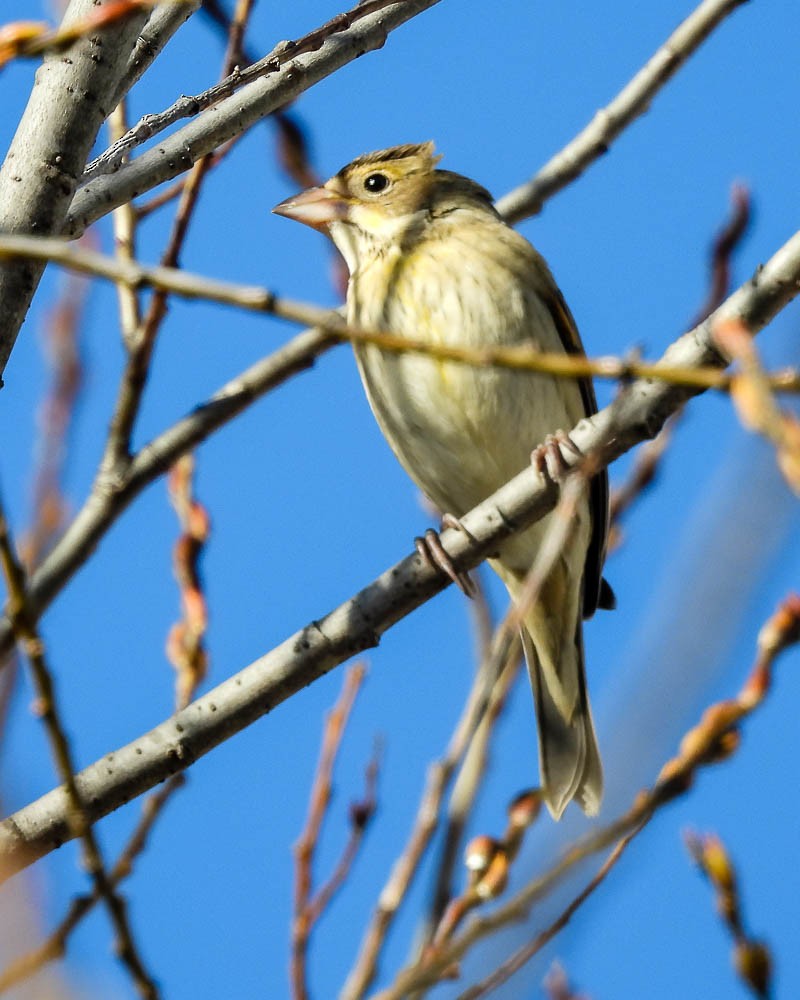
left=684, top=830, right=772, bottom=998
left=166, top=455, right=210, bottom=709
left=372, top=593, right=800, bottom=998
left=424, top=656, right=524, bottom=947
left=691, top=184, right=752, bottom=327
left=0, top=494, right=159, bottom=999
left=1, top=234, right=798, bottom=395
left=199, top=0, right=253, bottom=63
left=308, top=743, right=380, bottom=928
left=609, top=181, right=753, bottom=549
left=496, top=0, right=749, bottom=224
left=108, top=99, right=141, bottom=347
left=71, top=0, right=442, bottom=229
left=292, top=664, right=368, bottom=1000
left=104, top=151, right=211, bottom=466
left=1, top=222, right=800, bottom=873
left=422, top=473, right=589, bottom=954
left=340, top=639, right=518, bottom=1000
left=82, top=0, right=408, bottom=181
left=454, top=829, right=639, bottom=1000
left=195, top=0, right=325, bottom=223
left=0, top=0, right=177, bottom=66
left=0, top=775, right=185, bottom=993
left=348, top=475, right=588, bottom=994
left=422, top=571, right=504, bottom=943
left=425, top=790, right=544, bottom=977
left=105, top=0, right=257, bottom=468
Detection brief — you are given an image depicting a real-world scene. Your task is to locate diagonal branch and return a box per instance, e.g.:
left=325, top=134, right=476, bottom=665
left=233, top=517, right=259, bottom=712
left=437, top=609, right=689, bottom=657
left=0, top=775, right=185, bottom=992
left=0, top=222, right=799, bottom=883
left=1, top=234, right=799, bottom=394
left=341, top=599, right=520, bottom=1000
left=0, top=0, right=747, bottom=381
left=0, top=495, right=159, bottom=998
left=292, top=663, right=369, bottom=1000
left=453, top=830, right=638, bottom=1000
left=65, top=0, right=443, bottom=235
left=495, top=0, right=749, bottom=224
left=0, top=0, right=153, bottom=379
left=0, top=211, right=797, bottom=665
left=68, top=0, right=748, bottom=237
left=110, top=1, right=202, bottom=108
left=376, top=593, right=800, bottom=999
left=103, top=0, right=258, bottom=469
left=0, top=325, right=334, bottom=663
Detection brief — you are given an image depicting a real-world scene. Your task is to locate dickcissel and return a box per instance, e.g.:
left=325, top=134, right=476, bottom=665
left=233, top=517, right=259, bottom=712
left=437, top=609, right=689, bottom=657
left=274, top=142, right=611, bottom=819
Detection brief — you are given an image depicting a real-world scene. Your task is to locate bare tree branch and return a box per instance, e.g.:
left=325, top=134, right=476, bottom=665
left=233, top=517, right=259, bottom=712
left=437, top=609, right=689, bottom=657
left=495, top=0, right=749, bottom=224
left=0, top=1, right=791, bottom=994
left=690, top=183, right=752, bottom=327
left=0, top=0, right=152, bottom=379
left=65, top=0, right=443, bottom=234
left=0, top=324, right=334, bottom=663
left=104, top=0, right=257, bottom=468
left=0, top=222, right=798, bottom=883
left=684, top=830, right=772, bottom=998
left=342, top=605, right=520, bottom=1000
left=0, top=204, right=796, bottom=664
left=413, top=476, right=595, bottom=969
left=0, top=775, right=185, bottom=993
left=110, top=0, right=202, bottom=108
left=375, top=593, right=800, bottom=998
left=292, top=663, right=368, bottom=1000
left=453, top=830, right=637, bottom=1000
left=69, top=0, right=749, bottom=240
left=0, top=494, right=159, bottom=998
left=419, top=638, right=523, bottom=954
left=0, top=0, right=166, bottom=65
left=2, top=234, right=800, bottom=395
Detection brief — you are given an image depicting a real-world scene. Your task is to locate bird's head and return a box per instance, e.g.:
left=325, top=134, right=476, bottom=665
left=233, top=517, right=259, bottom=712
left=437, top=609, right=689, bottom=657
left=273, top=142, right=494, bottom=271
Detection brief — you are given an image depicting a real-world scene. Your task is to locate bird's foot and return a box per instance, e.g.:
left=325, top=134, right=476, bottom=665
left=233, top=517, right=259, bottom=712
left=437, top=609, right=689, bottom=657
left=415, top=513, right=477, bottom=598
left=531, top=431, right=582, bottom=483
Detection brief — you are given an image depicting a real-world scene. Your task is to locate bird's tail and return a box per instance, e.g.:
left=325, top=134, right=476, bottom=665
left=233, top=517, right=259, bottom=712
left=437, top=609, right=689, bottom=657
left=521, top=621, right=602, bottom=819
left=494, top=562, right=603, bottom=819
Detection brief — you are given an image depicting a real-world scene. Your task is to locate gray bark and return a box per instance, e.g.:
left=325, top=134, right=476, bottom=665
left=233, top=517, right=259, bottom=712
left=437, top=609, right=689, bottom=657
left=1, top=224, right=798, bottom=882
left=0, top=0, right=151, bottom=380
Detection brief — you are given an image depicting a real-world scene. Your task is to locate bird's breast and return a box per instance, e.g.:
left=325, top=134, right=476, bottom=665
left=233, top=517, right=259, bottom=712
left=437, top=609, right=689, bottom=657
left=348, top=236, right=583, bottom=517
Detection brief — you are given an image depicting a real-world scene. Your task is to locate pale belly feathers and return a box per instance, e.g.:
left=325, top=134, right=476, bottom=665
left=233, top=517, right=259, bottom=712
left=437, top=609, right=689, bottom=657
left=348, top=228, right=588, bottom=553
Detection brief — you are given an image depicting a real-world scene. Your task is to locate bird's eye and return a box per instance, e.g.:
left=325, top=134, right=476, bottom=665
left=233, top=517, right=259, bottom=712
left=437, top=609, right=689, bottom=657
left=363, top=172, right=390, bottom=194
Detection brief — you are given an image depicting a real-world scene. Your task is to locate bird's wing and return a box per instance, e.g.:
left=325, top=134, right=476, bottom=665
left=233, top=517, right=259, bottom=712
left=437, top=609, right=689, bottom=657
left=539, top=282, right=611, bottom=619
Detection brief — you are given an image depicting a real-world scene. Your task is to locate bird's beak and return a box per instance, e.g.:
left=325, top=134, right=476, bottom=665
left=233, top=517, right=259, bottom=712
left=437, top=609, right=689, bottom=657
left=272, top=185, right=350, bottom=231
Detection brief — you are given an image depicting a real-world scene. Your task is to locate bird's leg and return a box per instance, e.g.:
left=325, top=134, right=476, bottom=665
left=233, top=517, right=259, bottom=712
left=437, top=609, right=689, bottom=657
left=414, top=513, right=477, bottom=597
left=531, top=431, right=582, bottom=483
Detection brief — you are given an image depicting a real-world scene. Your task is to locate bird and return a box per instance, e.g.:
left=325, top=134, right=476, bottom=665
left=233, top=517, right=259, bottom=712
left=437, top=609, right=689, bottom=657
left=273, top=142, right=611, bottom=819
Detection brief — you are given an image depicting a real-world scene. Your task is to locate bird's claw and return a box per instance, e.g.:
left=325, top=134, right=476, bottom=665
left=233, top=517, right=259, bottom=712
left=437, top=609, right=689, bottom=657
left=531, top=431, right=582, bottom=483
left=415, top=517, right=476, bottom=598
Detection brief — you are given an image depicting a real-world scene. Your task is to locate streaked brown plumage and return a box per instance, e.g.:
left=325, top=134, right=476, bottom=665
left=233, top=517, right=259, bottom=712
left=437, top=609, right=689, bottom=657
left=274, top=142, right=610, bottom=818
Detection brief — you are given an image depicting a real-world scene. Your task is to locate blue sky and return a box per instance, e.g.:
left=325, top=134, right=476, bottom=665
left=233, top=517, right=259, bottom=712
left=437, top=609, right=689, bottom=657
left=1, top=1, right=799, bottom=998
